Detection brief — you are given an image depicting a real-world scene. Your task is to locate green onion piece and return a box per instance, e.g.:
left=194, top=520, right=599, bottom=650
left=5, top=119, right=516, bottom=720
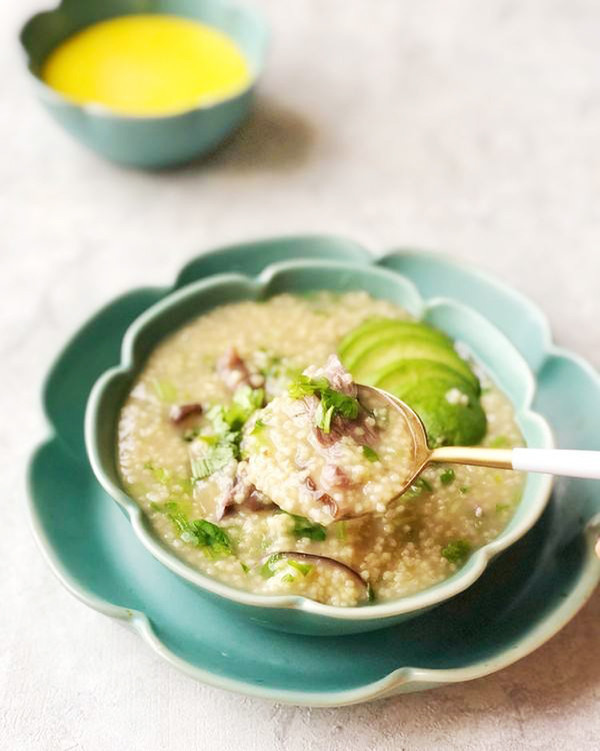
left=440, top=468, right=455, bottom=485
left=287, top=559, right=313, bottom=576
left=362, top=445, right=379, bottom=462
left=143, top=462, right=172, bottom=485
left=288, top=374, right=360, bottom=432
left=153, top=503, right=232, bottom=557
left=191, top=444, right=236, bottom=481
left=315, top=402, right=335, bottom=433
left=403, top=477, right=433, bottom=499
left=282, top=511, right=327, bottom=541
left=251, top=419, right=266, bottom=435
left=183, top=428, right=201, bottom=442
left=260, top=553, right=281, bottom=578
left=152, top=378, right=177, bottom=403
left=441, top=539, right=472, bottom=564
left=288, top=374, right=329, bottom=399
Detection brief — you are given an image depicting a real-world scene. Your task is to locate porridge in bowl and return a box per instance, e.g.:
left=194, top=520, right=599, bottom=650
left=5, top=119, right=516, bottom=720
left=117, top=292, right=524, bottom=607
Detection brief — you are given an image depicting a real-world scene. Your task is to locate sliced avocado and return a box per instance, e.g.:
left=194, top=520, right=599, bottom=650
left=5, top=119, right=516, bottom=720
left=351, top=337, right=479, bottom=391
left=374, top=359, right=476, bottom=396
left=339, top=319, right=451, bottom=370
left=401, top=379, right=487, bottom=447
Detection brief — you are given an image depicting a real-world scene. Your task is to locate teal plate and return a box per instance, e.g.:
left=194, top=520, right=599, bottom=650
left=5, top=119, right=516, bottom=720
left=28, top=236, right=600, bottom=706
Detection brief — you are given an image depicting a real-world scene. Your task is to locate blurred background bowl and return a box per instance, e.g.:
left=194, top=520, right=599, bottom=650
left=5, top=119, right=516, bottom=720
left=19, top=0, right=269, bottom=169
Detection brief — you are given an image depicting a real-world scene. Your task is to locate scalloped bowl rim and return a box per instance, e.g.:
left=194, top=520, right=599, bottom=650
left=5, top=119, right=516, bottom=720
left=84, top=258, right=554, bottom=622
left=19, top=0, right=269, bottom=121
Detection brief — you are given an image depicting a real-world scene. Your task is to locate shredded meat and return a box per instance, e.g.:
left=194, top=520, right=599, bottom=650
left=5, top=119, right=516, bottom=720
left=221, top=472, right=276, bottom=517
left=320, top=354, right=357, bottom=397
left=169, top=402, right=203, bottom=424
left=321, top=463, right=353, bottom=490
left=216, top=346, right=264, bottom=391
left=304, top=476, right=339, bottom=518
left=244, top=488, right=277, bottom=512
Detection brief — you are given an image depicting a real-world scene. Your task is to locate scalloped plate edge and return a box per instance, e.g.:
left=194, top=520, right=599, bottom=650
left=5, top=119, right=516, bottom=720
left=25, top=453, right=600, bottom=705
left=27, top=245, right=600, bottom=705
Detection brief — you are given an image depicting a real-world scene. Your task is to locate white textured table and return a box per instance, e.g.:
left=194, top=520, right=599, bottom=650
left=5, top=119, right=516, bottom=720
left=2, top=1, right=600, bottom=748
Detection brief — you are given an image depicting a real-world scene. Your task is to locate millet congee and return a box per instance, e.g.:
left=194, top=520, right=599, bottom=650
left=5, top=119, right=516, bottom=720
left=117, top=292, right=524, bottom=607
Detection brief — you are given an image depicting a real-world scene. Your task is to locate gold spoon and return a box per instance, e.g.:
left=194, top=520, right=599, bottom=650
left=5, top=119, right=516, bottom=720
left=357, top=384, right=600, bottom=501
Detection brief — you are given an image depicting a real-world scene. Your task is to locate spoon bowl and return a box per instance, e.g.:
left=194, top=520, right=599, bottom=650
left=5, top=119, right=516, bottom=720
left=357, top=384, right=600, bottom=511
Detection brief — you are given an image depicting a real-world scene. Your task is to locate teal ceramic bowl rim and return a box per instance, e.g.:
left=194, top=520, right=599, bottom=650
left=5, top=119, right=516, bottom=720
left=19, top=0, right=269, bottom=122
left=84, top=257, right=554, bottom=623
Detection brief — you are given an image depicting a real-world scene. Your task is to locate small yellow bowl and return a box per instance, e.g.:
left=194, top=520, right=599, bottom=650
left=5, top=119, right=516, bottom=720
left=20, top=0, right=269, bottom=168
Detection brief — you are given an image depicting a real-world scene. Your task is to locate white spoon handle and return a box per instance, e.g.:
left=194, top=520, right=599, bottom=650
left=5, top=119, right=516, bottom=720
left=512, top=448, right=600, bottom=479
left=429, top=445, right=600, bottom=480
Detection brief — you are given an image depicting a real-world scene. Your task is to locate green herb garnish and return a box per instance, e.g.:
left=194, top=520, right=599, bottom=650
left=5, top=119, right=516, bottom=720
left=315, top=402, right=335, bottom=433
left=288, top=374, right=360, bottom=433
left=288, top=559, right=313, bottom=576
left=240, top=562, right=250, bottom=574
left=191, top=445, right=236, bottom=481
left=495, top=503, right=510, bottom=513
left=260, top=556, right=313, bottom=581
left=288, top=374, right=329, bottom=398
left=197, top=435, right=221, bottom=446
left=183, top=428, right=201, bottom=442
left=362, top=445, right=380, bottom=462
left=172, top=514, right=231, bottom=555
left=283, top=511, right=327, bottom=541
left=231, top=385, right=264, bottom=419
left=251, top=419, right=266, bottom=435
left=150, top=500, right=178, bottom=513
left=335, top=521, right=347, bottom=541
left=489, top=435, right=510, bottom=448
left=367, top=583, right=376, bottom=603
left=153, top=503, right=232, bottom=557
left=441, top=539, right=472, bottom=564
left=260, top=553, right=281, bottom=578
left=208, top=386, right=265, bottom=434
left=151, top=378, right=178, bottom=403
left=191, top=387, right=265, bottom=482
left=403, top=477, right=433, bottom=499
left=440, top=468, right=455, bottom=486
left=459, top=486, right=470, bottom=494
left=143, top=462, right=172, bottom=485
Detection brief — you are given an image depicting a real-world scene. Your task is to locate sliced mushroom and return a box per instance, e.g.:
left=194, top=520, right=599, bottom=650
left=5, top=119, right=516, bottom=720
left=304, top=476, right=339, bottom=518
left=263, top=551, right=370, bottom=601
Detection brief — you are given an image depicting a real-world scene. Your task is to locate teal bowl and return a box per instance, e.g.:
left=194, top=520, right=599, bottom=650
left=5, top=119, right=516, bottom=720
left=84, top=258, right=554, bottom=635
left=19, top=0, right=269, bottom=168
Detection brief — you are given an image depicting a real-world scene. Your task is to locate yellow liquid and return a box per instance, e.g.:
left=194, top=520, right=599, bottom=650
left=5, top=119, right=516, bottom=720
left=42, top=15, right=251, bottom=116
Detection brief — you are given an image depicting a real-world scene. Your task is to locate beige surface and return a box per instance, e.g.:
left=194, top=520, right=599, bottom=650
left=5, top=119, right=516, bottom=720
left=2, top=0, right=599, bottom=749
